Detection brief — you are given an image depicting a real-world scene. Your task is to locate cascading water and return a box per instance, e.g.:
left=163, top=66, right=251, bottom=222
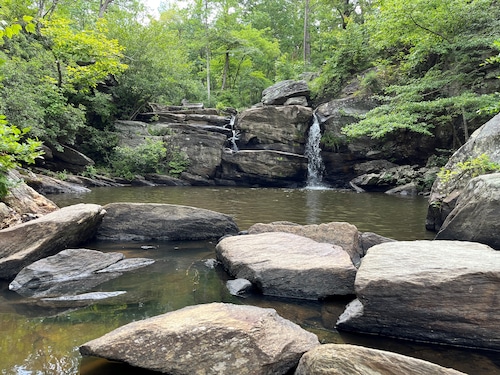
left=305, top=113, right=327, bottom=188
left=228, top=115, right=239, bottom=151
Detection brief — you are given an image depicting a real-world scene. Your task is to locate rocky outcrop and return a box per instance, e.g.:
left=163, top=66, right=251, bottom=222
left=0, top=204, right=105, bottom=280
left=237, top=105, right=312, bottom=154
left=261, top=80, right=310, bottom=106
left=350, top=164, right=438, bottom=194
left=219, top=150, right=307, bottom=187
left=295, top=344, right=466, bottom=375
left=163, top=125, right=227, bottom=180
left=435, top=173, right=500, bottom=249
left=247, top=221, right=361, bottom=265
left=96, top=203, right=239, bottom=241
left=216, top=232, right=357, bottom=299
left=80, top=302, right=320, bottom=375
left=426, top=112, right=500, bottom=231
left=336, top=240, right=500, bottom=351
left=38, top=144, right=95, bottom=173
left=1, top=170, right=59, bottom=228
left=9, top=248, right=154, bottom=298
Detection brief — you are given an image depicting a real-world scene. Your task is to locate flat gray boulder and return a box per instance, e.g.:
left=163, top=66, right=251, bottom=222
left=248, top=221, right=361, bottom=266
left=216, top=232, right=357, bottom=299
left=0, top=204, right=105, bottom=280
left=9, top=248, right=154, bottom=298
left=336, top=240, right=500, bottom=351
left=96, top=203, right=239, bottom=241
left=436, top=173, right=500, bottom=249
left=80, top=302, right=320, bottom=375
left=295, top=344, right=466, bottom=375
left=261, top=80, right=310, bottom=106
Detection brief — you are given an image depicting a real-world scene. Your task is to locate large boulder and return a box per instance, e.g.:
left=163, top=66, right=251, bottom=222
left=426, top=112, right=500, bottom=231
left=247, top=221, right=362, bottom=266
left=162, top=124, right=227, bottom=179
left=336, top=240, right=500, bottom=351
left=1, top=170, right=59, bottom=228
left=216, top=232, right=357, bottom=299
left=295, top=344, right=466, bottom=375
left=0, top=204, right=105, bottom=280
left=40, top=144, right=95, bottom=173
left=261, top=80, right=310, bottom=106
left=219, top=150, right=308, bottom=187
left=9, top=248, right=154, bottom=298
left=237, top=105, right=312, bottom=154
left=435, top=173, right=500, bottom=249
left=80, top=302, right=320, bottom=375
left=96, top=203, right=239, bottom=241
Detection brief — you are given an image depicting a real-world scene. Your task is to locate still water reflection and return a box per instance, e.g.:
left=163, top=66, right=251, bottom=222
left=0, top=187, right=498, bottom=374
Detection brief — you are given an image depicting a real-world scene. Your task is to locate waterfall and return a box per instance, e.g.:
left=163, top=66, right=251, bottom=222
left=228, top=115, right=239, bottom=152
left=305, top=113, right=326, bottom=188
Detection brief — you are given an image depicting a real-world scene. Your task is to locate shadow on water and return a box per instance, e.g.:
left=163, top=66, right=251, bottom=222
left=1, top=187, right=498, bottom=374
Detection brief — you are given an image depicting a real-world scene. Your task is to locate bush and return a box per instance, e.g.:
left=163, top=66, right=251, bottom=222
left=110, top=139, right=167, bottom=180
left=0, top=116, right=43, bottom=198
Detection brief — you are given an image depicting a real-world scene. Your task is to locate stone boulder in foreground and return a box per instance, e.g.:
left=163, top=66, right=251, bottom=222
left=0, top=204, right=105, bottom=280
left=80, top=302, right=320, bottom=375
left=435, top=173, right=500, bottom=249
left=216, top=232, right=357, bottom=299
left=336, top=240, right=500, bottom=351
left=295, top=344, right=466, bottom=375
left=96, top=203, right=239, bottom=241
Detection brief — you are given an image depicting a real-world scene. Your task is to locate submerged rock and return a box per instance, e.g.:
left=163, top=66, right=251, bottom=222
left=80, top=302, right=320, bottom=375
left=0, top=204, right=105, bottom=280
left=336, top=240, right=500, bottom=351
left=216, top=232, right=357, bottom=299
left=295, top=344, right=466, bottom=375
left=96, top=203, right=239, bottom=241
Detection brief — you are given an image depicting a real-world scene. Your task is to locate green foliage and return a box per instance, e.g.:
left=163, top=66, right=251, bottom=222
left=167, top=147, right=190, bottom=177
left=110, top=139, right=168, bottom=180
left=320, top=132, right=346, bottom=152
left=437, top=154, right=500, bottom=184
left=0, top=115, right=43, bottom=198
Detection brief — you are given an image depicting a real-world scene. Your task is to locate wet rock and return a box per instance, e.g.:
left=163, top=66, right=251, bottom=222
left=261, top=80, right=310, bottom=105
left=0, top=204, right=105, bottom=280
left=435, top=173, right=500, bottom=249
left=219, top=150, right=307, bottom=187
left=295, top=344, right=466, bottom=375
left=385, top=182, right=418, bottom=196
left=80, top=302, right=320, bottom=375
left=9, top=248, right=154, bottom=298
left=247, top=221, right=361, bottom=266
left=96, top=203, right=239, bottom=241
left=216, top=232, right=357, bottom=299
left=426, top=112, right=500, bottom=231
left=39, top=291, right=127, bottom=308
left=226, top=278, right=253, bottom=296
left=336, top=240, right=500, bottom=351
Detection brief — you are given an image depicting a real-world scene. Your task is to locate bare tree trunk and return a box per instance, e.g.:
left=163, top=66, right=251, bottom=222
left=462, top=107, right=469, bottom=141
left=99, top=0, right=114, bottom=18
left=205, top=0, right=211, bottom=102
left=221, top=51, right=230, bottom=90
left=303, top=0, right=311, bottom=65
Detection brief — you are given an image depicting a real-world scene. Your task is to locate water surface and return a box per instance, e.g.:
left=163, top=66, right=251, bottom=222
left=1, top=187, right=498, bottom=374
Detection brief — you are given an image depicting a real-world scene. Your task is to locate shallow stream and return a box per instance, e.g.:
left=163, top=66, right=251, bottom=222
left=1, top=187, right=498, bottom=374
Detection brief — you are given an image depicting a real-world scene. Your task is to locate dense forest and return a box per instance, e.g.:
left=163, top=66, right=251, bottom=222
left=1, top=0, right=500, bottom=194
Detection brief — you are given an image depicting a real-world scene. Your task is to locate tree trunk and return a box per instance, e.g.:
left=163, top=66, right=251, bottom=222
left=99, top=0, right=114, bottom=18
left=303, top=0, right=311, bottom=65
left=221, top=51, right=230, bottom=90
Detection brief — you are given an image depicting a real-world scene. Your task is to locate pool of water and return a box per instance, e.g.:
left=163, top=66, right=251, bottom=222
left=0, top=187, right=498, bottom=374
